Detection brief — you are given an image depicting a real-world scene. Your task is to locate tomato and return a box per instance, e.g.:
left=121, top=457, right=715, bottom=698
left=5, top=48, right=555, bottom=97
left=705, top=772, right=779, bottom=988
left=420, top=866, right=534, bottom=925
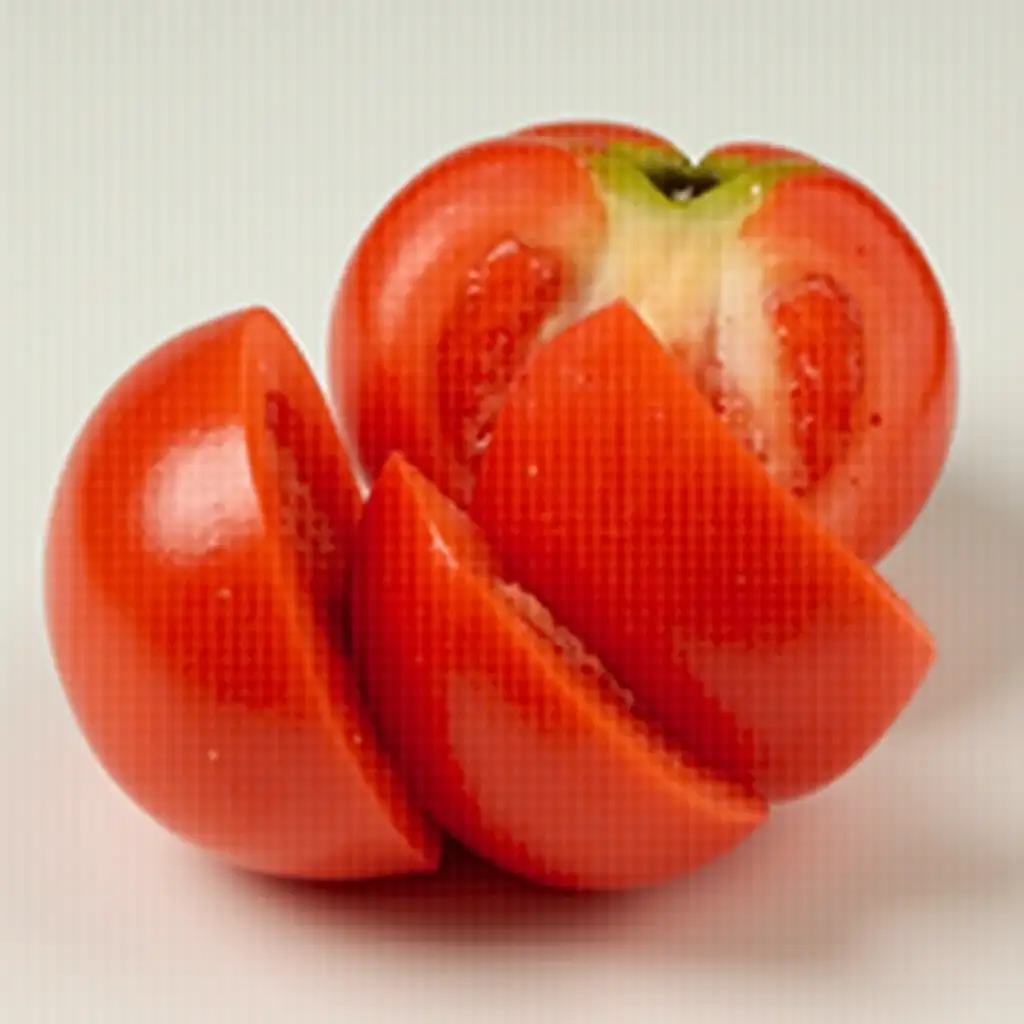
left=44, top=307, right=440, bottom=880
left=469, top=302, right=937, bottom=801
left=348, top=453, right=766, bottom=890
left=327, top=121, right=956, bottom=562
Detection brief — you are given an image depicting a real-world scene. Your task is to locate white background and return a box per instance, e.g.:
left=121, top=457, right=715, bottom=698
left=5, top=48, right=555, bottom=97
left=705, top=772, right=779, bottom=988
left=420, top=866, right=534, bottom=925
left=2, top=1, right=1022, bottom=1020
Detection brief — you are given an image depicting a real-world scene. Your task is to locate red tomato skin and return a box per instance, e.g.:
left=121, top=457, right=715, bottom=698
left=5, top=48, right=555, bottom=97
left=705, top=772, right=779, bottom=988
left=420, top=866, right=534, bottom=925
left=470, top=302, right=937, bottom=802
left=705, top=141, right=813, bottom=165
left=348, top=454, right=767, bottom=891
left=511, top=120, right=680, bottom=153
left=44, top=308, right=440, bottom=880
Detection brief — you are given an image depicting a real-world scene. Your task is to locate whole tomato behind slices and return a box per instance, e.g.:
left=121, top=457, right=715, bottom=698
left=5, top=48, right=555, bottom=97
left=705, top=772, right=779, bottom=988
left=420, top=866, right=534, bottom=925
left=470, top=302, right=937, bottom=801
left=348, top=453, right=766, bottom=891
left=44, top=308, right=440, bottom=880
left=328, top=120, right=956, bottom=563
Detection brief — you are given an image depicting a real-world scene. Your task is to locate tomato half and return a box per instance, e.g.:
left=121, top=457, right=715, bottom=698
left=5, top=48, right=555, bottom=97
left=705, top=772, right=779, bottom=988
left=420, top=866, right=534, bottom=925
left=327, top=121, right=956, bottom=562
left=44, top=307, right=440, bottom=880
left=470, top=302, right=937, bottom=801
left=348, top=453, right=767, bottom=890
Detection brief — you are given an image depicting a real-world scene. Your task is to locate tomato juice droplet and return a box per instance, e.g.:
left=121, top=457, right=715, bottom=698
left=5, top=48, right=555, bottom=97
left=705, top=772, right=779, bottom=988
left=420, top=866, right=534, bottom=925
left=436, top=238, right=566, bottom=502
left=766, top=272, right=866, bottom=489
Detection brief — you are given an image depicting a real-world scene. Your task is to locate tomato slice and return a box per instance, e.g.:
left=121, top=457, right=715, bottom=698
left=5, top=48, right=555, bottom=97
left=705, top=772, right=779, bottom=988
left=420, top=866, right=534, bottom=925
left=44, top=308, right=440, bottom=880
left=348, top=454, right=767, bottom=890
left=470, top=302, right=937, bottom=801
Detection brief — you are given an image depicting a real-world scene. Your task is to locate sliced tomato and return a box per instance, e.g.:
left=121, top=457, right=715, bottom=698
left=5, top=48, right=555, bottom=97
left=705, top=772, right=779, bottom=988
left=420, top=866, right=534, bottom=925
left=44, top=308, right=440, bottom=880
left=348, top=454, right=766, bottom=890
left=470, top=302, right=937, bottom=801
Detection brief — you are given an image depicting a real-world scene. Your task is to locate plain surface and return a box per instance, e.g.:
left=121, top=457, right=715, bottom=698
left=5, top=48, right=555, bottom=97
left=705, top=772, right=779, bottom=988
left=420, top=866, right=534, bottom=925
left=2, top=1, right=1022, bottom=1020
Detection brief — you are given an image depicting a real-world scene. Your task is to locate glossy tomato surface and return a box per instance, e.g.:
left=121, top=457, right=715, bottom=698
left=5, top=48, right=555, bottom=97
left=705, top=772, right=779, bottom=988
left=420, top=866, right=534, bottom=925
left=470, top=302, right=937, bottom=801
left=328, top=120, right=956, bottom=562
left=44, top=307, right=440, bottom=880
left=348, top=453, right=766, bottom=890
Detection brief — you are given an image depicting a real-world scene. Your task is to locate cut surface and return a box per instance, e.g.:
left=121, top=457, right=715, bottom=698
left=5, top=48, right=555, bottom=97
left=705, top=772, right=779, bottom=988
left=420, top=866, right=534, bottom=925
left=349, top=453, right=766, bottom=891
left=240, top=313, right=441, bottom=878
left=767, top=272, right=866, bottom=492
left=437, top=238, right=566, bottom=504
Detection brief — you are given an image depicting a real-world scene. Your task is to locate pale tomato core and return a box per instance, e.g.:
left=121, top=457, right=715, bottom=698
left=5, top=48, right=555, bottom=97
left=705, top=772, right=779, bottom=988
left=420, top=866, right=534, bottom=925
left=681, top=270, right=868, bottom=495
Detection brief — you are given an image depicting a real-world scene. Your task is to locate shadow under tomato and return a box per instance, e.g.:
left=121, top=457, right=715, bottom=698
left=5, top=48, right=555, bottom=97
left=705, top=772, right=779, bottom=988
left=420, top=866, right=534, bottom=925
left=226, top=753, right=1019, bottom=968
left=229, top=842, right=625, bottom=943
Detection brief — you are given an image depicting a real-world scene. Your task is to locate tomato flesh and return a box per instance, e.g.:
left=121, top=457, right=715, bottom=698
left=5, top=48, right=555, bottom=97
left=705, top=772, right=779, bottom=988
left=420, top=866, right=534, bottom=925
left=437, top=238, right=565, bottom=503
left=768, top=272, right=867, bottom=492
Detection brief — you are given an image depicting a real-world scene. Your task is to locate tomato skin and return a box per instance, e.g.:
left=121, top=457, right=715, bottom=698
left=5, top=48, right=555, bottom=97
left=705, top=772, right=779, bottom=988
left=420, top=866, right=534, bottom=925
left=44, top=308, right=440, bottom=880
left=349, top=453, right=767, bottom=891
left=329, top=136, right=606, bottom=498
left=705, top=141, right=813, bottom=165
left=470, top=302, right=937, bottom=801
left=511, top=120, right=680, bottom=153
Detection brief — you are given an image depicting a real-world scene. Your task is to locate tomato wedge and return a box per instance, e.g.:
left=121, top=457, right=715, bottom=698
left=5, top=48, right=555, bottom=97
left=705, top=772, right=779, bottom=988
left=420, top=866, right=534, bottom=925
left=44, top=308, right=440, bottom=880
left=348, top=453, right=766, bottom=890
left=470, top=302, right=937, bottom=800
